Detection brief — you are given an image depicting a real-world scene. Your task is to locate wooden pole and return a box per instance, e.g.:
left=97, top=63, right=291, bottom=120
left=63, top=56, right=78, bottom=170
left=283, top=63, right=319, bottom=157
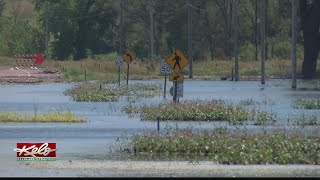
left=149, top=0, right=155, bottom=64
left=85, top=69, right=86, bottom=82
left=233, top=0, right=239, bottom=81
left=187, top=0, right=193, bottom=78
left=291, top=0, right=297, bottom=89
left=164, top=74, right=167, bottom=98
left=260, top=0, right=266, bottom=84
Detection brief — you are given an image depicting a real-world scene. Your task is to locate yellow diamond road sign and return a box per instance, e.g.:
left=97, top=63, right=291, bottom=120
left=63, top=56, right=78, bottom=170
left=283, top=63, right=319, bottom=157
left=123, top=51, right=136, bottom=64
left=169, top=72, right=184, bottom=82
left=166, top=49, right=188, bottom=73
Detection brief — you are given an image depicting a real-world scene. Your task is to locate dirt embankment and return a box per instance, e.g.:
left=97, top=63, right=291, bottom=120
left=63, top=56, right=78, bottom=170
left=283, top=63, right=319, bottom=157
left=0, top=65, right=62, bottom=84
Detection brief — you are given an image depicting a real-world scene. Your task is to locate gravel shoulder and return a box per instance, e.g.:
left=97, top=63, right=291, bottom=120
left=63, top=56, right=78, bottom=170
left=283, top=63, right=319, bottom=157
left=0, top=65, right=61, bottom=84
left=9, top=160, right=319, bottom=177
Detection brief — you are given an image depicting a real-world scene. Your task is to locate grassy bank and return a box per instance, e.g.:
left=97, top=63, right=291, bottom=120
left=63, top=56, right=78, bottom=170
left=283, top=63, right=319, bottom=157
left=64, top=82, right=162, bottom=102
left=38, top=58, right=319, bottom=82
left=120, top=127, right=320, bottom=164
left=0, top=110, right=85, bottom=123
left=121, top=99, right=277, bottom=124
left=42, top=59, right=158, bottom=82
left=2, top=56, right=320, bottom=82
left=293, top=98, right=320, bottom=109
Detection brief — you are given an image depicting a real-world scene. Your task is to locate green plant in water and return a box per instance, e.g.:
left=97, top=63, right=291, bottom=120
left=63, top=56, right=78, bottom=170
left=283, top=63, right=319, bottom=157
left=64, top=82, right=163, bottom=102
left=122, top=99, right=277, bottom=124
left=118, top=127, right=320, bottom=164
left=289, top=113, right=319, bottom=126
left=0, top=110, right=85, bottom=123
left=293, top=98, right=320, bottom=109
left=238, top=98, right=257, bottom=106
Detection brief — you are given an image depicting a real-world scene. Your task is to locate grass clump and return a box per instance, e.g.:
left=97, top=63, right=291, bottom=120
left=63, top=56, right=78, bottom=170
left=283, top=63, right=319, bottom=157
left=288, top=113, right=319, bottom=126
left=0, top=110, right=85, bottom=123
left=293, top=98, right=320, bottom=109
left=64, top=82, right=162, bottom=102
left=122, top=99, right=277, bottom=124
left=120, top=128, right=320, bottom=164
left=238, top=98, right=257, bottom=106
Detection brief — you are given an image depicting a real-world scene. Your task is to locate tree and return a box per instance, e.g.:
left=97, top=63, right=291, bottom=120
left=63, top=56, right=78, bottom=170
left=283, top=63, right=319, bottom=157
left=299, top=0, right=320, bottom=79
left=0, top=0, right=5, bottom=15
left=35, top=0, right=118, bottom=60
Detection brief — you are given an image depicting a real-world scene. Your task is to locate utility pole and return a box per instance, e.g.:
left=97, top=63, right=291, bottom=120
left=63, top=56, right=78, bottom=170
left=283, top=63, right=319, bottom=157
left=149, top=0, right=155, bottom=63
left=260, top=0, right=266, bottom=85
left=118, top=0, right=124, bottom=87
left=233, top=0, right=239, bottom=81
left=120, top=0, right=124, bottom=55
left=187, top=0, right=193, bottom=78
left=45, top=0, right=49, bottom=59
left=291, top=0, right=297, bottom=89
left=255, top=0, right=258, bottom=61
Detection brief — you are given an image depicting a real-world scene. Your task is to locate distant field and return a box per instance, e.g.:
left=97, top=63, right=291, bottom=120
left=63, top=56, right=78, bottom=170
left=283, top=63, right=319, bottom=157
left=1, top=56, right=320, bottom=82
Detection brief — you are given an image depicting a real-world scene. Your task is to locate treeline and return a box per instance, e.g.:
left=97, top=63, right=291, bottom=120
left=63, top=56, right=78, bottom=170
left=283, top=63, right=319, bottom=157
left=0, top=0, right=309, bottom=61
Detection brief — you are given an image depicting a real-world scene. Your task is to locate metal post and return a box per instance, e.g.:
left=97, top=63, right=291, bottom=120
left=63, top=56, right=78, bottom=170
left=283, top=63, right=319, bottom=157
left=187, top=0, right=193, bottom=78
left=149, top=0, right=155, bottom=63
left=260, top=0, right=266, bottom=85
left=45, top=0, right=49, bottom=59
left=126, top=64, right=129, bottom=85
left=291, top=0, right=297, bottom=89
left=233, top=0, right=239, bottom=81
left=118, top=65, right=121, bottom=87
left=164, top=74, right=167, bottom=98
left=231, top=67, right=234, bottom=81
left=157, top=116, right=160, bottom=132
left=173, top=81, right=177, bottom=103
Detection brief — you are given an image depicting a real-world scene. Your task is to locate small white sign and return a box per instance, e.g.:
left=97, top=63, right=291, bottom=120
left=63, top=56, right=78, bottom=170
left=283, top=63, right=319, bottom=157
left=160, top=59, right=172, bottom=74
left=115, top=56, right=123, bottom=66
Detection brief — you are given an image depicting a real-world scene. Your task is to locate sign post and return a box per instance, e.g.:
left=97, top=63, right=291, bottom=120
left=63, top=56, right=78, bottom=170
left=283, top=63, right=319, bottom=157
left=122, top=51, right=136, bottom=85
left=115, top=56, right=123, bottom=87
left=166, top=49, right=188, bottom=103
left=160, top=59, right=172, bottom=98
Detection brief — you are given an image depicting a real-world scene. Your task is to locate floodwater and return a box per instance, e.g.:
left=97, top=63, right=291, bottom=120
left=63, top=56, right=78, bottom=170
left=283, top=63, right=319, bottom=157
left=0, top=80, right=320, bottom=177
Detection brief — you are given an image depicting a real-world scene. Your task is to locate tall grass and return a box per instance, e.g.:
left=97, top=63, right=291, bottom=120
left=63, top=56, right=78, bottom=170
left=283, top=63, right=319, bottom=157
left=0, top=110, right=85, bottom=122
left=122, top=99, right=277, bottom=124
left=293, top=98, right=320, bottom=109
left=39, top=59, right=320, bottom=82
left=119, top=127, right=320, bottom=164
left=64, top=82, right=163, bottom=102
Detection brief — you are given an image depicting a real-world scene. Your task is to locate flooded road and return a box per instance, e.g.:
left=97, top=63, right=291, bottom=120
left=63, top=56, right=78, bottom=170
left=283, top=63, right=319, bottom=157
left=0, top=80, right=320, bottom=177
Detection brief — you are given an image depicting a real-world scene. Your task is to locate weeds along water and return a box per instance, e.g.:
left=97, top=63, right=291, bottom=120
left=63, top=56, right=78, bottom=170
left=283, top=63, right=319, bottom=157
left=0, top=110, right=85, bottom=122
left=64, top=82, right=163, bottom=102
left=113, top=125, right=320, bottom=164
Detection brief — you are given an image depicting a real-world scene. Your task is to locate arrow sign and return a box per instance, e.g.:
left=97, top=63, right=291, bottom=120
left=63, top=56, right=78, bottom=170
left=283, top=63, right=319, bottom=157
left=33, top=52, right=45, bottom=65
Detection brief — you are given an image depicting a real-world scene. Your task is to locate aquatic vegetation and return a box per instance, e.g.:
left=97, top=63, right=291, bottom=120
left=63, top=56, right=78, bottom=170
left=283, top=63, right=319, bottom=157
left=64, top=82, right=162, bottom=102
left=122, top=99, right=277, bottom=124
left=288, top=113, right=319, bottom=126
left=0, top=110, right=85, bottom=123
left=119, top=127, right=320, bottom=164
left=293, top=98, right=320, bottom=109
left=238, top=98, right=257, bottom=106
